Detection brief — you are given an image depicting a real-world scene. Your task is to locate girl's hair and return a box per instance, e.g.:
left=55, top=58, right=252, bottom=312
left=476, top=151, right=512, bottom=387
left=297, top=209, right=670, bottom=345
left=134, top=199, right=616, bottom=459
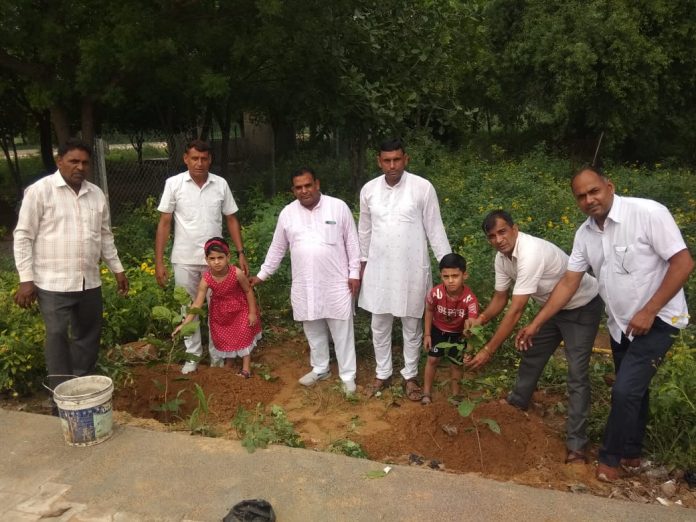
left=204, top=237, right=229, bottom=256
left=439, top=253, right=467, bottom=272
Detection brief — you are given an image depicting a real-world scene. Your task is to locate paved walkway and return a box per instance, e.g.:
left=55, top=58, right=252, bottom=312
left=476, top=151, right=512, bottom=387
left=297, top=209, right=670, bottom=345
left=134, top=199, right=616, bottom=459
left=1, top=409, right=693, bottom=521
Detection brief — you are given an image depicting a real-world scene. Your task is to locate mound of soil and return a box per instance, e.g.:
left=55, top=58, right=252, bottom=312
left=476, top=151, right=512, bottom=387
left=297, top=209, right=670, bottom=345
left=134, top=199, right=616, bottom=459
left=106, top=337, right=696, bottom=509
left=4, top=335, right=693, bottom=509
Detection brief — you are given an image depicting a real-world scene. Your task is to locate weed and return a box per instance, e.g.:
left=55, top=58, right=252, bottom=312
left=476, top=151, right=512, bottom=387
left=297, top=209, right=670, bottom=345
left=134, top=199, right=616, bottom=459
left=251, top=362, right=277, bottom=382
left=328, top=438, right=368, bottom=459
left=232, top=403, right=304, bottom=453
left=187, top=383, right=215, bottom=437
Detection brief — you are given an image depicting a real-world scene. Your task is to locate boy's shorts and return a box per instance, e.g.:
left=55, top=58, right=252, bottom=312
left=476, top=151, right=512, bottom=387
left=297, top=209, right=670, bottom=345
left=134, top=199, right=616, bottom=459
left=428, top=325, right=466, bottom=360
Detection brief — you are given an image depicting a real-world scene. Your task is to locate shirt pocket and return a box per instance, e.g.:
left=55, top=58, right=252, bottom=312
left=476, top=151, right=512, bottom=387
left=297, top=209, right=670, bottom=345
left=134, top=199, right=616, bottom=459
left=203, top=196, right=224, bottom=223
left=322, top=220, right=338, bottom=245
left=612, top=245, right=630, bottom=274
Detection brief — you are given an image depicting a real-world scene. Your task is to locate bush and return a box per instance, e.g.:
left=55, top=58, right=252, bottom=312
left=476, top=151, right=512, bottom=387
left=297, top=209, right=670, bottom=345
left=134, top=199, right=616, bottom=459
left=647, top=329, right=696, bottom=468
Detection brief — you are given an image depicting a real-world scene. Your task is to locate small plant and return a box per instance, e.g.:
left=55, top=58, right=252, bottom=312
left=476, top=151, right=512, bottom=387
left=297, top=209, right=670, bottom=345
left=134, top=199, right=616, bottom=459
left=434, top=324, right=492, bottom=365
left=251, top=362, right=277, bottom=382
left=458, top=398, right=501, bottom=472
left=328, top=438, right=368, bottom=459
left=187, top=383, right=215, bottom=436
left=151, top=379, right=186, bottom=419
left=148, top=286, right=201, bottom=422
left=232, top=403, right=304, bottom=453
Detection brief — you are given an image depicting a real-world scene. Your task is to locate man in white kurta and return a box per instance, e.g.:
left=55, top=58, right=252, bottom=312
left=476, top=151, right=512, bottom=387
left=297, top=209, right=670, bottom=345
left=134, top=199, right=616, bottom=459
left=358, top=139, right=451, bottom=398
left=251, top=168, right=360, bottom=394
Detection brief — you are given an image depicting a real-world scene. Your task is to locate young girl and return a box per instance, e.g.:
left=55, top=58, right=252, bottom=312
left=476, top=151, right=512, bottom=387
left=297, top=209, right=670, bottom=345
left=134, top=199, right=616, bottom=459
left=175, top=237, right=261, bottom=378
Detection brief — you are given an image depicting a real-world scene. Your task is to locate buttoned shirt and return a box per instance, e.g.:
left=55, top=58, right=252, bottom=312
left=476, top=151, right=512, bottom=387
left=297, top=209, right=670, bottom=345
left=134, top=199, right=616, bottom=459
left=567, top=195, right=689, bottom=341
left=257, top=195, right=360, bottom=321
left=14, top=171, right=124, bottom=292
left=495, top=231, right=598, bottom=309
left=358, top=171, right=451, bottom=317
left=157, top=171, right=238, bottom=265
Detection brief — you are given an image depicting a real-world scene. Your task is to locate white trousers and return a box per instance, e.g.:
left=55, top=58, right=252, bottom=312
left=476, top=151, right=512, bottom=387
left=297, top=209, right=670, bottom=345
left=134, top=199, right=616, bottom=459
left=371, top=313, right=422, bottom=380
left=302, top=316, right=357, bottom=383
left=173, top=264, right=217, bottom=361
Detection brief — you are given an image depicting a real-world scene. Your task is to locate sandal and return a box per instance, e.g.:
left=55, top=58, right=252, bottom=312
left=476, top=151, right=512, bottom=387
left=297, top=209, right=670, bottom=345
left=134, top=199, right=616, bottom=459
left=237, top=369, right=251, bottom=379
left=365, top=377, right=391, bottom=397
left=403, top=378, right=424, bottom=402
left=421, top=394, right=432, bottom=405
left=565, top=449, right=588, bottom=464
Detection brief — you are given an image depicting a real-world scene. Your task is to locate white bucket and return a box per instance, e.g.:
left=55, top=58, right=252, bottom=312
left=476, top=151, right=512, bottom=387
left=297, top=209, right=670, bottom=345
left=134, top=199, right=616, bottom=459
left=53, top=375, right=114, bottom=447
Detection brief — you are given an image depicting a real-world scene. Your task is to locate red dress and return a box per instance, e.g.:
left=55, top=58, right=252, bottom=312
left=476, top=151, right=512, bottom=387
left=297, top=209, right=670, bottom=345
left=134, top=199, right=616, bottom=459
left=204, top=266, right=262, bottom=358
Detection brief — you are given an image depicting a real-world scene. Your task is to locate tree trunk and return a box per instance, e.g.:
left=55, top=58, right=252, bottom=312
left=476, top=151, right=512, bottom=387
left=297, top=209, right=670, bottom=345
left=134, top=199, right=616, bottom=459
left=50, top=105, right=70, bottom=147
left=200, top=104, right=213, bottom=142
left=214, top=99, right=233, bottom=179
left=349, top=130, right=367, bottom=198
left=81, top=97, right=95, bottom=150
left=37, top=109, right=56, bottom=172
left=0, top=135, right=23, bottom=200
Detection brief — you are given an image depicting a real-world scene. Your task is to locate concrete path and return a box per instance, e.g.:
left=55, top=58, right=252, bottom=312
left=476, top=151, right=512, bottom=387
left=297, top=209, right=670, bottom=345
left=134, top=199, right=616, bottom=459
left=1, top=409, right=693, bottom=521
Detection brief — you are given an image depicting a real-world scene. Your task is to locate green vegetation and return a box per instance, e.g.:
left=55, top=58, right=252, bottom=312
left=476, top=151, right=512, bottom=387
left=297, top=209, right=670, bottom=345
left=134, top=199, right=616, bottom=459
left=328, top=438, right=369, bottom=459
left=231, top=403, right=304, bottom=453
left=0, top=143, right=694, bottom=466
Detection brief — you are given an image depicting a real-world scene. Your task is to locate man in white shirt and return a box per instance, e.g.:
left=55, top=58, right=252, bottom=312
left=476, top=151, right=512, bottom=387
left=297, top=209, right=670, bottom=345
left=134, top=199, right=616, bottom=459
left=155, top=140, right=247, bottom=374
left=14, top=138, right=129, bottom=399
left=250, top=167, right=360, bottom=394
left=517, top=167, right=694, bottom=481
left=358, top=139, right=451, bottom=400
left=465, top=210, right=602, bottom=463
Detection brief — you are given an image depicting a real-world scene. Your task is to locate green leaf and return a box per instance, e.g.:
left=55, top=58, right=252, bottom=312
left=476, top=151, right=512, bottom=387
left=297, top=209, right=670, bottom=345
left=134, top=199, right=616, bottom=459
left=151, top=306, right=172, bottom=322
left=179, top=322, right=199, bottom=337
left=365, top=470, right=387, bottom=479
left=457, top=399, right=476, bottom=418
left=173, top=286, right=191, bottom=306
left=480, top=418, right=501, bottom=434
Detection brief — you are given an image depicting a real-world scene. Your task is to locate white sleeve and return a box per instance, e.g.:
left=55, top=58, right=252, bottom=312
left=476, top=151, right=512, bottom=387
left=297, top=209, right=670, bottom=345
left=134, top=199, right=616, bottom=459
left=257, top=209, right=290, bottom=280
left=358, top=186, right=371, bottom=261
left=422, top=183, right=451, bottom=262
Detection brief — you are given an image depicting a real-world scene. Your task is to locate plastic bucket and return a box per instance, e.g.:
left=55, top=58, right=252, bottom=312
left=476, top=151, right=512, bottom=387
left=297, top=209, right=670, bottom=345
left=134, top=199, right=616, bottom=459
left=53, top=375, right=114, bottom=447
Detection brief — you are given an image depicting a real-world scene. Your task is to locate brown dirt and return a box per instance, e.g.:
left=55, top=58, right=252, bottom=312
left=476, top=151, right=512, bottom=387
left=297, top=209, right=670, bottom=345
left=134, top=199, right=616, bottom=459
left=4, top=334, right=695, bottom=509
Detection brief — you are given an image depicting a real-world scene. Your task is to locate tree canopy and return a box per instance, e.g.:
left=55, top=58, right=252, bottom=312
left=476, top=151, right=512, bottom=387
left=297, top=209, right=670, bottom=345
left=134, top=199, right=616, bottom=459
left=2, top=0, right=696, bottom=177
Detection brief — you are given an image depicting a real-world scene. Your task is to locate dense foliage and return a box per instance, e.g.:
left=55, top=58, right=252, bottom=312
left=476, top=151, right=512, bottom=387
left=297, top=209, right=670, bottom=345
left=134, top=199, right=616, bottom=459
left=2, top=0, right=696, bottom=201
left=1, top=146, right=694, bottom=466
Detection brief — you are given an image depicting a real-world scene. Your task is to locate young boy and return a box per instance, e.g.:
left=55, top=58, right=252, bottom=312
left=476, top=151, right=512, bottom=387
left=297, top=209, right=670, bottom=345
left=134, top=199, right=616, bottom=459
left=422, top=253, right=479, bottom=405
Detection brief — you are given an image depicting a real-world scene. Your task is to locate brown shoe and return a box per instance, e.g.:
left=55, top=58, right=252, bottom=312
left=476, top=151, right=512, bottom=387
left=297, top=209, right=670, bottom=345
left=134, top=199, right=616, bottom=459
left=596, top=463, right=621, bottom=482
left=620, top=457, right=641, bottom=472
left=565, top=449, right=588, bottom=465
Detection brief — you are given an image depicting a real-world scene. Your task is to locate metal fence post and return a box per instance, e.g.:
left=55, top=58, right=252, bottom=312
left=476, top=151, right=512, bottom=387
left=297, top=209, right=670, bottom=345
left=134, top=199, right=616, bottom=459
left=94, top=137, right=110, bottom=207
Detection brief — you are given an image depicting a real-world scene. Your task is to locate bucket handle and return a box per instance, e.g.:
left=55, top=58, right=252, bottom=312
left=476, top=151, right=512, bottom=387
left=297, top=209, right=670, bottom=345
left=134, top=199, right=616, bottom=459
left=42, top=374, right=79, bottom=394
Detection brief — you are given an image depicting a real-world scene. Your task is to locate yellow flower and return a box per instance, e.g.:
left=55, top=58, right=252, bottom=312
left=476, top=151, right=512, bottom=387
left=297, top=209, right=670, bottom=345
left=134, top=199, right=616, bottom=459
left=561, top=215, right=569, bottom=224
left=140, top=262, right=148, bottom=271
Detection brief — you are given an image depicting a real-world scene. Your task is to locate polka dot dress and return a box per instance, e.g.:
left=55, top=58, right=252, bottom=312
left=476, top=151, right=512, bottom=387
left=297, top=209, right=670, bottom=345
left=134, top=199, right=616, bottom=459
left=204, top=266, right=262, bottom=359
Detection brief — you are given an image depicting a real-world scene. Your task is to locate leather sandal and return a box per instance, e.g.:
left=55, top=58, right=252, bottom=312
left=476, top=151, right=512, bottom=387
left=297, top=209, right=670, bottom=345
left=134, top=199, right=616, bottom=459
left=596, top=463, right=621, bottom=482
left=365, top=377, right=391, bottom=397
left=421, top=394, right=432, bottom=405
left=404, top=378, right=424, bottom=402
left=565, top=449, right=588, bottom=464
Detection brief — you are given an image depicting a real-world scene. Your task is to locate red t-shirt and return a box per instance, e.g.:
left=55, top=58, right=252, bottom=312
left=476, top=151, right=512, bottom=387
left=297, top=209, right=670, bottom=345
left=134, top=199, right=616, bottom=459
left=425, top=283, right=479, bottom=333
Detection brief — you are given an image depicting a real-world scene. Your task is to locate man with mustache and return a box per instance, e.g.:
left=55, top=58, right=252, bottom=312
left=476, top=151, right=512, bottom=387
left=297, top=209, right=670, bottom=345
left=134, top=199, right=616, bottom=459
left=358, top=138, right=451, bottom=401
left=517, top=166, right=693, bottom=481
